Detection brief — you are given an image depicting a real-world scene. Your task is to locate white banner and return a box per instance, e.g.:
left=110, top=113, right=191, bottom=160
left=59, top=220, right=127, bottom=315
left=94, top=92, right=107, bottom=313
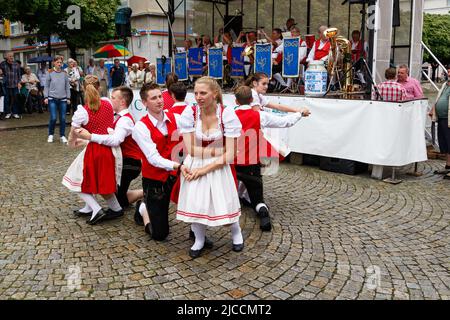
left=128, top=89, right=428, bottom=167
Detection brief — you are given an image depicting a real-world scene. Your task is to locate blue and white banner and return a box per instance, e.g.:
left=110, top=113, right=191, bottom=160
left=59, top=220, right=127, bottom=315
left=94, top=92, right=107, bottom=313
left=188, top=48, right=203, bottom=76
left=156, top=57, right=172, bottom=85
left=282, top=37, right=300, bottom=78
left=254, top=43, right=272, bottom=78
left=230, top=47, right=245, bottom=78
left=208, top=47, right=223, bottom=79
left=174, top=52, right=188, bottom=81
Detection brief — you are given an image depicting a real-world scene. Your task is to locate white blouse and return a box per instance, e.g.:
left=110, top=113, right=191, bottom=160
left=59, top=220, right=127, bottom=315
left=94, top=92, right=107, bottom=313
left=250, top=89, right=269, bottom=109
left=178, top=104, right=241, bottom=140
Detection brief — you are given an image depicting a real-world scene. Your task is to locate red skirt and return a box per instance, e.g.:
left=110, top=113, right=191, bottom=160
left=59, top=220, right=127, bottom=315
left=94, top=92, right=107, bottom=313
left=81, top=143, right=116, bottom=195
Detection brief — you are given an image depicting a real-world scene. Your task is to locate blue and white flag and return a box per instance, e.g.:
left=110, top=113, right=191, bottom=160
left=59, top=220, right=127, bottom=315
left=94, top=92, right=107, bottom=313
left=208, top=47, right=223, bottom=79
left=156, top=57, right=172, bottom=85
left=230, top=47, right=245, bottom=78
left=174, top=52, right=188, bottom=81
left=282, top=37, right=300, bottom=78
left=254, top=43, right=272, bottom=78
left=188, top=48, right=203, bottom=76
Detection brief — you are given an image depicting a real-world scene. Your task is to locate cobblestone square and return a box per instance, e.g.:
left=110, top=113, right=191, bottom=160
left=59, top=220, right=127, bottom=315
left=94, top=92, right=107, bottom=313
left=0, top=127, right=449, bottom=300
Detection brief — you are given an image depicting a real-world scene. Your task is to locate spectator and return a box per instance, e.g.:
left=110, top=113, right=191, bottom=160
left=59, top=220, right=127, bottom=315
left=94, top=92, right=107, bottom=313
left=128, top=63, right=144, bottom=89
left=86, top=58, right=95, bottom=75
left=65, top=58, right=82, bottom=114
left=372, top=67, right=407, bottom=102
left=397, top=64, right=424, bottom=100
left=0, top=52, right=22, bottom=119
left=44, top=56, right=71, bottom=144
left=138, top=60, right=145, bottom=71
left=21, top=67, right=42, bottom=114
left=143, top=61, right=155, bottom=84
left=93, top=59, right=109, bottom=97
left=429, top=66, right=450, bottom=179
left=37, top=62, right=49, bottom=92
left=110, top=59, right=125, bottom=88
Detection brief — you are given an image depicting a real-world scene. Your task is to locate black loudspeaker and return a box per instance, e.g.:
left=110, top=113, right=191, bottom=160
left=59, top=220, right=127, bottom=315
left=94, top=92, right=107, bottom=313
left=319, top=157, right=368, bottom=175
left=224, top=15, right=242, bottom=37
left=392, top=0, right=400, bottom=27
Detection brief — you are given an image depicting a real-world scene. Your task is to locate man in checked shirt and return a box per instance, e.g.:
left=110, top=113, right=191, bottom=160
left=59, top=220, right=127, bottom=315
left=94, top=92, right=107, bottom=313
left=372, top=67, right=407, bottom=102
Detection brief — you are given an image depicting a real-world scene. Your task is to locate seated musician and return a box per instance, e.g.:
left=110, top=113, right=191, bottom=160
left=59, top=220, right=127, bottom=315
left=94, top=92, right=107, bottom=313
left=306, top=25, right=330, bottom=64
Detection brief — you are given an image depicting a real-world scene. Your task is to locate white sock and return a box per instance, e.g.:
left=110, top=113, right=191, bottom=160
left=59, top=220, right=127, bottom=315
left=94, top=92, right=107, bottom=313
left=191, top=223, right=206, bottom=250
left=78, top=203, right=92, bottom=213
left=79, top=193, right=102, bottom=220
left=255, top=203, right=268, bottom=213
left=230, top=222, right=243, bottom=245
left=106, top=194, right=122, bottom=212
left=139, top=202, right=147, bottom=217
left=273, top=73, right=288, bottom=86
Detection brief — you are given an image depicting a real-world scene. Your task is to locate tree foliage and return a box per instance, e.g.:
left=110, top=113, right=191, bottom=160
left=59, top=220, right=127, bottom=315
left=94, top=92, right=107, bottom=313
left=422, top=13, right=450, bottom=66
left=0, top=0, right=120, bottom=57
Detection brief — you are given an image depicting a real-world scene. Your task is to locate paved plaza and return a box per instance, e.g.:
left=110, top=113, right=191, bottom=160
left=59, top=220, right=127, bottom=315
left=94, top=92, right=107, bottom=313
left=0, top=126, right=449, bottom=300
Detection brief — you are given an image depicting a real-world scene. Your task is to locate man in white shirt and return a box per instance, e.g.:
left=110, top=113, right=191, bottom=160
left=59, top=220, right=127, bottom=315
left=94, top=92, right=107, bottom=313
left=128, top=63, right=144, bottom=89
left=306, top=25, right=331, bottom=64
left=131, top=83, right=188, bottom=241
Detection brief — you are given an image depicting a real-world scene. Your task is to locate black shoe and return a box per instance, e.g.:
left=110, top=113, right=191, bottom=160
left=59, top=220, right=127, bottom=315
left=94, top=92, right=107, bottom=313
left=104, top=208, right=124, bottom=220
left=444, top=174, right=450, bottom=180
left=86, top=210, right=107, bottom=225
left=189, top=246, right=204, bottom=259
left=258, top=207, right=272, bottom=231
left=144, top=223, right=152, bottom=235
left=189, top=230, right=214, bottom=249
left=232, top=243, right=244, bottom=252
left=134, top=200, right=144, bottom=226
left=73, top=209, right=92, bottom=216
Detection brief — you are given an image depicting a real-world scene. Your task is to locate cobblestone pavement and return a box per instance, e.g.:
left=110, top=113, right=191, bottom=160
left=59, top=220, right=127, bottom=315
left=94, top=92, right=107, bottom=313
left=0, top=127, right=449, bottom=300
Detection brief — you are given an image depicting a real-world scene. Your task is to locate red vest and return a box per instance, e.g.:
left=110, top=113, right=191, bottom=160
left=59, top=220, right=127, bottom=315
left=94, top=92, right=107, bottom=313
left=139, top=113, right=178, bottom=182
left=113, top=112, right=141, bottom=160
left=351, top=40, right=366, bottom=62
left=235, top=108, right=280, bottom=166
left=314, top=40, right=331, bottom=60
left=82, top=100, right=114, bottom=134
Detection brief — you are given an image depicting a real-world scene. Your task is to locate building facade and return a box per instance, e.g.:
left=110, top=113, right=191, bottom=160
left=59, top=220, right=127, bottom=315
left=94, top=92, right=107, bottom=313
left=424, top=0, right=450, bottom=14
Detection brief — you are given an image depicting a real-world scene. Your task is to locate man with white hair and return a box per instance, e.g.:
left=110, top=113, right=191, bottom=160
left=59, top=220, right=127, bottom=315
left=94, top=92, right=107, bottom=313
left=65, top=58, right=82, bottom=114
left=143, top=61, right=155, bottom=84
left=93, top=59, right=109, bottom=97
left=0, top=52, right=22, bottom=119
left=128, top=63, right=144, bottom=89
left=306, top=25, right=331, bottom=64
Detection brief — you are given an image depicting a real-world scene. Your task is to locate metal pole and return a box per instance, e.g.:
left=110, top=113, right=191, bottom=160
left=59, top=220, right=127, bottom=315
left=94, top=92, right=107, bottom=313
left=306, top=0, right=311, bottom=34
left=422, top=41, right=449, bottom=76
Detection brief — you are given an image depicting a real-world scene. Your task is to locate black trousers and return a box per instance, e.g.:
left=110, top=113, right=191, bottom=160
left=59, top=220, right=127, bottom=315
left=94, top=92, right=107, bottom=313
left=235, top=164, right=264, bottom=210
left=116, top=158, right=142, bottom=208
left=142, top=176, right=176, bottom=241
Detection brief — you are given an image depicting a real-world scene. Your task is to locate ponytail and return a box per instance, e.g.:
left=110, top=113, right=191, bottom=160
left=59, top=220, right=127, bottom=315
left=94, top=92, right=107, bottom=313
left=83, top=75, right=101, bottom=112
left=244, top=72, right=269, bottom=88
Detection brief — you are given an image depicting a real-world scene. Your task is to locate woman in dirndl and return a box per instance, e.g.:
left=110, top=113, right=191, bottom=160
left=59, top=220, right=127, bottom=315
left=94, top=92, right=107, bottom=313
left=176, top=77, right=243, bottom=259
left=63, top=75, right=122, bottom=225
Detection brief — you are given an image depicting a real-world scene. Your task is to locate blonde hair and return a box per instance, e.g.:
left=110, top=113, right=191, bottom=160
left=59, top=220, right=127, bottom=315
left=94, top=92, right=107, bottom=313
left=83, top=75, right=101, bottom=112
left=194, top=76, right=223, bottom=105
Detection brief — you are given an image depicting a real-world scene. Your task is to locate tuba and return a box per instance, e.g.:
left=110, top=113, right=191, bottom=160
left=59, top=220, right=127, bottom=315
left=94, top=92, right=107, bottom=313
left=324, top=27, right=353, bottom=97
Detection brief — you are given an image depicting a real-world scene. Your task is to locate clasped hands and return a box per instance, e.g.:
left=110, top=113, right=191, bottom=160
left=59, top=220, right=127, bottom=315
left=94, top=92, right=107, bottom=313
left=179, top=165, right=208, bottom=182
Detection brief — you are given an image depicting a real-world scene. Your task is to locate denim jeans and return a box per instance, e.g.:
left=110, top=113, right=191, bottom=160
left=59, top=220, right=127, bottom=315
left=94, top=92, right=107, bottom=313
left=3, top=87, right=19, bottom=115
left=48, top=98, right=67, bottom=137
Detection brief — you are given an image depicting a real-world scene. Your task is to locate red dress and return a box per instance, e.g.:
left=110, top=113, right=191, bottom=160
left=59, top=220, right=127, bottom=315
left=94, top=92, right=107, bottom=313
left=81, top=100, right=116, bottom=194
left=162, top=89, right=175, bottom=110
